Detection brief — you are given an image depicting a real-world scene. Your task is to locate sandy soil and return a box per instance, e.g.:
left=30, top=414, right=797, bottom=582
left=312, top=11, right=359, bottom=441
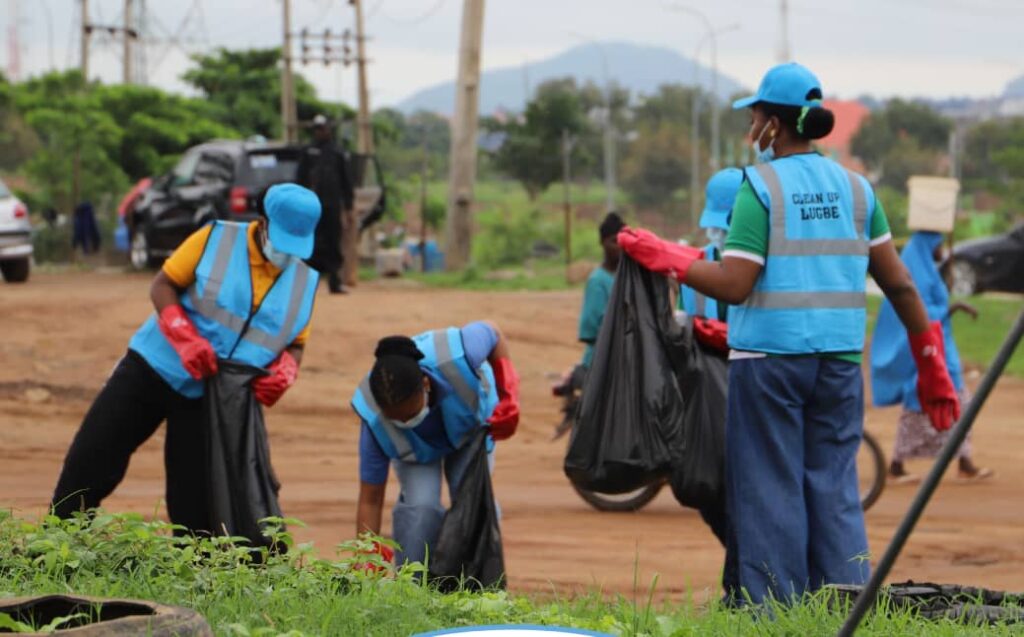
left=1, top=271, right=1022, bottom=601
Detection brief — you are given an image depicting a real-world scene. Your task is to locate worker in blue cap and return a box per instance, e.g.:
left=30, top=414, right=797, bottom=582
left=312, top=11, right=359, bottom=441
left=618, top=63, right=960, bottom=605
left=53, top=183, right=322, bottom=533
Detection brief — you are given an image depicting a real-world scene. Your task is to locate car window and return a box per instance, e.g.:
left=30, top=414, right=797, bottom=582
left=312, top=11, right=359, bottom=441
left=0, top=177, right=10, bottom=198
left=171, top=151, right=201, bottom=187
left=236, top=150, right=300, bottom=189
left=194, top=152, right=234, bottom=184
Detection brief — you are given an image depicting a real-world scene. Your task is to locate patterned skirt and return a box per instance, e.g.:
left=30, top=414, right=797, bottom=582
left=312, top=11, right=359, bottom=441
left=891, top=388, right=973, bottom=463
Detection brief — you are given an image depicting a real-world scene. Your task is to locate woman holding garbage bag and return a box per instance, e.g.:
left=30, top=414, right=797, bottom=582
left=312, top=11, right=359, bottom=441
left=871, top=231, right=993, bottom=484
left=618, top=62, right=961, bottom=605
left=52, top=183, right=321, bottom=534
left=351, top=322, right=520, bottom=567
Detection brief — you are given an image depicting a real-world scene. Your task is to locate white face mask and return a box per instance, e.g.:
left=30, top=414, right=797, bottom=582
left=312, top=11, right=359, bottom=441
left=261, top=229, right=294, bottom=270
left=705, top=227, right=727, bottom=251
left=752, top=121, right=776, bottom=164
left=391, top=390, right=430, bottom=430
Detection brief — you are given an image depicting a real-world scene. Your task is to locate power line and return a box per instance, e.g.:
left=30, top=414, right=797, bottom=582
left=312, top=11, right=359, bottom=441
left=376, top=0, right=447, bottom=25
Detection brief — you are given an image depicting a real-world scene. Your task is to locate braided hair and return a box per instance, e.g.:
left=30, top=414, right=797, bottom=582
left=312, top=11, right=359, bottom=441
left=369, top=336, right=425, bottom=408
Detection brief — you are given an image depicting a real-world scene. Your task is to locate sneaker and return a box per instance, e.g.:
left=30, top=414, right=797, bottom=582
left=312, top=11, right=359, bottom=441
left=955, top=467, right=994, bottom=483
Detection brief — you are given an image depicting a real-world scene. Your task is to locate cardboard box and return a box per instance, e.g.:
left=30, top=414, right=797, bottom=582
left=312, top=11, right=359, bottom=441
left=907, top=176, right=959, bottom=233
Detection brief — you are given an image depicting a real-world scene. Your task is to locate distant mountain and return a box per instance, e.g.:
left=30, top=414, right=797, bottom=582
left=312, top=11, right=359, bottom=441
left=395, top=41, right=747, bottom=115
left=1003, top=74, right=1024, bottom=98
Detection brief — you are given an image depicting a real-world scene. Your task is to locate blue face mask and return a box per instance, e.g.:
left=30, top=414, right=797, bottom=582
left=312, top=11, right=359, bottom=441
left=752, top=121, right=776, bottom=164
left=261, top=229, right=294, bottom=270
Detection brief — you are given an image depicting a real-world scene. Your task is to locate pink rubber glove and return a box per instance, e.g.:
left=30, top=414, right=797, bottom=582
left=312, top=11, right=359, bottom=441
left=617, top=227, right=704, bottom=282
left=157, top=305, right=218, bottom=380
left=252, top=350, right=299, bottom=407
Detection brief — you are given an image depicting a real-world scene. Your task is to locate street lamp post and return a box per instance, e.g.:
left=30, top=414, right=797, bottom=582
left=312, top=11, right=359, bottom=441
left=568, top=33, right=617, bottom=213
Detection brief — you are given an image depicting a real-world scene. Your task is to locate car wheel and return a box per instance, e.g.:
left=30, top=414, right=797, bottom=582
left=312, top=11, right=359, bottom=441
left=129, top=222, right=155, bottom=271
left=0, top=257, right=30, bottom=283
left=949, top=259, right=978, bottom=297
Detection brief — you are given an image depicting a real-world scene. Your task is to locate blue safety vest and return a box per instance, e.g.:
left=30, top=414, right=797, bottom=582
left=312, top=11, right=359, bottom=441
left=351, top=328, right=499, bottom=464
left=728, top=155, right=874, bottom=354
left=680, top=245, right=725, bottom=321
left=129, top=221, right=319, bottom=398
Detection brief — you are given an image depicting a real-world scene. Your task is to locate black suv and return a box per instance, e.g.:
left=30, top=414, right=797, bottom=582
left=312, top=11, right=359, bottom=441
left=126, top=139, right=302, bottom=270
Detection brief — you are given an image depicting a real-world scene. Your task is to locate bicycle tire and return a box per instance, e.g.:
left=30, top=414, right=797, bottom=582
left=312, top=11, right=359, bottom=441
left=860, top=431, right=887, bottom=511
left=571, top=480, right=666, bottom=512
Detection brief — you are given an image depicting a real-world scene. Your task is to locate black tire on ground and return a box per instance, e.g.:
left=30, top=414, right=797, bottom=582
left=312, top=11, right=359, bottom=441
left=129, top=221, right=157, bottom=271
left=949, top=259, right=979, bottom=297
left=0, top=257, right=30, bottom=283
left=0, top=595, right=212, bottom=636
left=860, top=431, right=887, bottom=512
left=571, top=480, right=665, bottom=513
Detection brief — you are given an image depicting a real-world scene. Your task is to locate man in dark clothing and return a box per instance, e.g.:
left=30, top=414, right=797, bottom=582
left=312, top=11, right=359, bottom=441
left=297, top=114, right=355, bottom=294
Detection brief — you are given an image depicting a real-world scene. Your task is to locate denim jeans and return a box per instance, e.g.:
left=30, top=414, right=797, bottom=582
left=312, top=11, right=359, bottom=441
left=727, top=356, right=869, bottom=605
left=391, top=443, right=496, bottom=566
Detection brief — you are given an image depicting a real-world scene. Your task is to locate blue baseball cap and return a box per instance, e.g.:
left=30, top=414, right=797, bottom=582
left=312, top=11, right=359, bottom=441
left=263, top=183, right=321, bottom=258
left=700, top=168, right=743, bottom=230
left=732, top=62, right=823, bottom=110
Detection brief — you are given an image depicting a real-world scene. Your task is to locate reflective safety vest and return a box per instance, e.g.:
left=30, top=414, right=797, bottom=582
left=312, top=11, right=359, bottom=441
left=351, top=328, right=499, bottom=464
left=680, top=245, right=724, bottom=321
left=129, top=221, right=319, bottom=398
left=729, top=155, right=874, bottom=354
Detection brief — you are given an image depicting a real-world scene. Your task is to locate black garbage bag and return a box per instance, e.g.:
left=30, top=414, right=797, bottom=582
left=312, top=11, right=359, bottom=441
left=564, top=255, right=688, bottom=494
left=428, top=429, right=506, bottom=592
left=669, top=320, right=729, bottom=510
left=204, top=360, right=283, bottom=551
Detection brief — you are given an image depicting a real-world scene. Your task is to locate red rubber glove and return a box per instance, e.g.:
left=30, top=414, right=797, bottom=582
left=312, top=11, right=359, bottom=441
left=157, top=304, right=218, bottom=380
left=354, top=540, right=394, bottom=573
left=694, top=317, right=729, bottom=352
left=487, top=357, right=520, bottom=441
left=909, top=321, right=961, bottom=432
left=252, top=350, right=299, bottom=407
left=617, top=227, right=704, bottom=282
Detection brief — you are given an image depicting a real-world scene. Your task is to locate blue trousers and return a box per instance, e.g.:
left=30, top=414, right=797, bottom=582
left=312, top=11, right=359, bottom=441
left=391, top=444, right=496, bottom=566
left=727, top=356, right=869, bottom=605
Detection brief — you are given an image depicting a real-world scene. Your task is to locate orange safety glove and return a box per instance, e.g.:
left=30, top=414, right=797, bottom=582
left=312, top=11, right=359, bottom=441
left=909, top=321, right=961, bottom=432
left=487, top=358, right=520, bottom=441
left=617, top=227, right=705, bottom=282
left=157, top=304, right=218, bottom=380
left=252, top=350, right=299, bottom=407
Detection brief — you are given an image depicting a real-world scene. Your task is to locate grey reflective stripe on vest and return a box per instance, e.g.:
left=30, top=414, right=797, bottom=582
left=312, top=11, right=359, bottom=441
left=240, top=264, right=311, bottom=353
left=694, top=291, right=707, bottom=317
left=187, top=223, right=248, bottom=333
left=359, top=376, right=416, bottom=461
left=745, top=290, right=866, bottom=309
left=431, top=330, right=480, bottom=411
left=754, top=163, right=869, bottom=257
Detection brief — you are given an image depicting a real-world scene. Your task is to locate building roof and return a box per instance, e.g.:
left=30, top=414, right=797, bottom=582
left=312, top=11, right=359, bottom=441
left=818, top=99, right=871, bottom=155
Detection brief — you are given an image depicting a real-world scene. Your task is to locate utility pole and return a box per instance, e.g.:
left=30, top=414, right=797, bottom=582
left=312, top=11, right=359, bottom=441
left=123, top=0, right=133, bottom=84
left=80, top=0, right=89, bottom=81
left=778, top=0, right=791, bottom=63
left=352, top=0, right=373, bottom=155
left=6, top=0, right=20, bottom=82
left=419, top=134, right=429, bottom=272
left=444, top=0, right=486, bottom=270
left=280, top=0, right=297, bottom=143
left=561, top=129, right=574, bottom=282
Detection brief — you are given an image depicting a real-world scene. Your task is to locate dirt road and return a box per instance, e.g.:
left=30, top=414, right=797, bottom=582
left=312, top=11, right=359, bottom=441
left=1, top=271, right=1022, bottom=600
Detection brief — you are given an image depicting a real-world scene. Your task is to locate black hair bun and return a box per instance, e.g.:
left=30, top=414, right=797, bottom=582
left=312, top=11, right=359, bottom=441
left=374, top=336, right=424, bottom=361
left=801, top=106, right=835, bottom=141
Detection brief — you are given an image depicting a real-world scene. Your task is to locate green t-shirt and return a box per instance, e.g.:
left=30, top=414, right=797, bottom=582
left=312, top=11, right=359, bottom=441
left=722, top=178, right=892, bottom=363
left=578, top=266, right=615, bottom=367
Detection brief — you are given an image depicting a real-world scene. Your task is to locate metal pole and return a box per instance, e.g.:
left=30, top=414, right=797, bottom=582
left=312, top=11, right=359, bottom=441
left=690, top=34, right=708, bottom=230
left=419, top=133, right=429, bottom=272
left=80, top=0, right=89, bottom=81
left=562, top=129, right=573, bottom=281
left=123, top=0, right=133, bottom=84
left=280, top=0, right=296, bottom=143
left=709, top=29, right=719, bottom=171
left=599, top=51, right=616, bottom=212
left=837, top=309, right=1024, bottom=637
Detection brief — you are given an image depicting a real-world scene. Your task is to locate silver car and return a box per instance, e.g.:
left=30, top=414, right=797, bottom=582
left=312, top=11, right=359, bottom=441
left=0, top=177, right=31, bottom=283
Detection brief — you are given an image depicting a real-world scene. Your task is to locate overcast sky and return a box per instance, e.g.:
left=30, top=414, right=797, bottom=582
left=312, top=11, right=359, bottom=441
left=8, top=0, right=1024, bottom=108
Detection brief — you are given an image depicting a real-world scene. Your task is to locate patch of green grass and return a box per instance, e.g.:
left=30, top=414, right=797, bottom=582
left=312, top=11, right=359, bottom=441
left=868, top=295, right=1023, bottom=377
left=2, top=511, right=1021, bottom=636
left=406, top=260, right=577, bottom=292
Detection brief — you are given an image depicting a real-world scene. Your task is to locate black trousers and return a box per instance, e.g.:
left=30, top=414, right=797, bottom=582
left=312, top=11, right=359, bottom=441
left=51, top=350, right=209, bottom=533
left=311, top=200, right=343, bottom=284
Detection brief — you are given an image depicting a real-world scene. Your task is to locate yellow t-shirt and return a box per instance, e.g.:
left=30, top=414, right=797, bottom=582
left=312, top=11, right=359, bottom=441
left=162, top=222, right=312, bottom=346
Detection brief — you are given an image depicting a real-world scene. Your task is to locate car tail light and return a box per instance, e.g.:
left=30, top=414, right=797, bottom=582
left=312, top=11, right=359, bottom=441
left=229, top=186, right=248, bottom=214
left=13, top=203, right=27, bottom=219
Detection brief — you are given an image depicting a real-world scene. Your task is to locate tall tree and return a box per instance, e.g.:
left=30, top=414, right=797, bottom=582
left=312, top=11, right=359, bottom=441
left=851, top=100, right=951, bottom=189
